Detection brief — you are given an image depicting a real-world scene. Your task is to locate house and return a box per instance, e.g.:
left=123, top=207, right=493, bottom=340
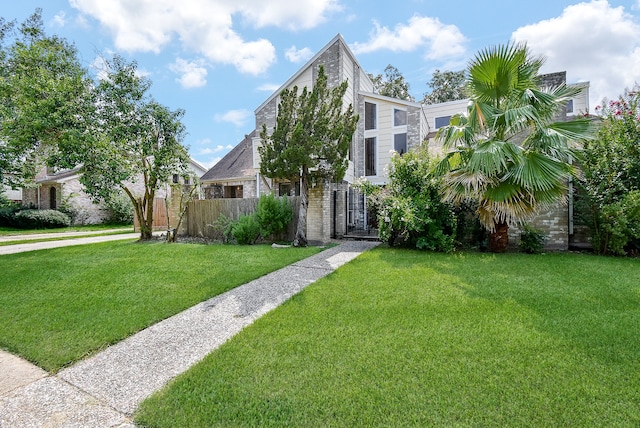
left=22, top=158, right=207, bottom=225
left=201, top=34, right=428, bottom=243
left=200, top=34, right=590, bottom=248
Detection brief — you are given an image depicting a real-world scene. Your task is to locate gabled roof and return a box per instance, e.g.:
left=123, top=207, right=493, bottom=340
left=200, top=130, right=256, bottom=182
left=255, top=33, right=372, bottom=114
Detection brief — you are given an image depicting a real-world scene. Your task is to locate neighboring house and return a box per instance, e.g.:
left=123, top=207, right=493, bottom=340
left=1, top=183, right=22, bottom=204
left=22, top=158, right=206, bottom=225
left=201, top=131, right=257, bottom=199
left=200, top=34, right=590, bottom=248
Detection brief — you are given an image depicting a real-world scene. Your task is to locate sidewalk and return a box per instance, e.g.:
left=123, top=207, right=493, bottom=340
left=0, top=240, right=379, bottom=427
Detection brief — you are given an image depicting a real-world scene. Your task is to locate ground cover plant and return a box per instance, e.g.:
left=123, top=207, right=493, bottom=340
left=136, top=248, right=640, bottom=427
left=0, top=241, right=319, bottom=372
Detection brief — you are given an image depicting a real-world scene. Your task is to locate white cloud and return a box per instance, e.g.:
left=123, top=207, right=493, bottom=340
left=512, top=0, right=640, bottom=109
left=257, top=83, right=282, bottom=92
left=69, top=0, right=339, bottom=75
left=351, top=15, right=467, bottom=61
left=285, top=46, right=314, bottom=63
left=214, top=109, right=252, bottom=127
left=51, top=12, right=67, bottom=27
left=170, top=58, right=208, bottom=89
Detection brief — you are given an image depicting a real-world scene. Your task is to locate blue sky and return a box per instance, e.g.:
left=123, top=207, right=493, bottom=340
left=3, top=0, right=640, bottom=169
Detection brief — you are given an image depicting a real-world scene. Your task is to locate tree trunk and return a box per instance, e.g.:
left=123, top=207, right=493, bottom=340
left=293, top=171, right=309, bottom=247
left=488, top=221, right=509, bottom=253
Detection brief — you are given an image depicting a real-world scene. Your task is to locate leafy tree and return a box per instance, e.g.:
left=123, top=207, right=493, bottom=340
left=0, top=10, right=92, bottom=187
left=422, top=69, right=467, bottom=104
left=55, top=55, right=190, bottom=240
left=435, top=43, right=595, bottom=252
left=259, top=65, right=358, bottom=246
left=368, top=65, right=414, bottom=101
left=579, top=88, right=640, bottom=254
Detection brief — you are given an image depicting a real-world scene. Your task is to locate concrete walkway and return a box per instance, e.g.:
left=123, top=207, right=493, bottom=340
left=0, top=240, right=379, bottom=427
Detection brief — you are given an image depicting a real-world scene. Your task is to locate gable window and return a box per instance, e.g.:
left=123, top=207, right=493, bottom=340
left=394, top=133, right=407, bottom=155
left=566, top=99, right=574, bottom=114
left=365, top=102, right=377, bottom=130
left=394, top=108, right=407, bottom=126
left=365, top=137, right=376, bottom=176
left=435, top=116, right=451, bottom=129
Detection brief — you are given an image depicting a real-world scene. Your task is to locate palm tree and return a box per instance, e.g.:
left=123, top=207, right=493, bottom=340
left=435, top=43, right=595, bottom=252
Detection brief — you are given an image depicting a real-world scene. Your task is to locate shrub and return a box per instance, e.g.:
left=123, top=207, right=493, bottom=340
left=231, top=214, right=261, bottom=245
left=255, top=193, right=293, bottom=241
left=104, top=192, right=134, bottom=225
left=207, top=214, right=235, bottom=243
left=358, top=149, right=456, bottom=252
left=14, top=209, right=71, bottom=229
left=592, top=190, right=640, bottom=255
left=519, top=225, right=546, bottom=254
left=0, top=205, right=20, bottom=227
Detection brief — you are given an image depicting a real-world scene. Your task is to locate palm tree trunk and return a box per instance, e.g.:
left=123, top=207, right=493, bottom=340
left=488, top=221, right=509, bottom=253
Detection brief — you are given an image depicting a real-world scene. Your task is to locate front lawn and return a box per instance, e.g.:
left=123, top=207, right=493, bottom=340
left=136, top=249, right=640, bottom=427
left=0, top=241, right=320, bottom=372
left=0, top=224, right=133, bottom=236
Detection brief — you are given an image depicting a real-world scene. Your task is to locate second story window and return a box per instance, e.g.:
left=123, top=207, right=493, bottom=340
left=365, top=102, right=376, bottom=130
left=394, top=108, right=407, bottom=126
left=435, top=116, right=451, bottom=129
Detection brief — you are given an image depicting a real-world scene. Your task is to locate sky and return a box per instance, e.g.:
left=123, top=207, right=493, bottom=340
left=3, top=0, right=640, bottom=170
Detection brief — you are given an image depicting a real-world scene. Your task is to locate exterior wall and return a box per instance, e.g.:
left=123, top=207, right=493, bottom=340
left=202, top=179, right=256, bottom=199
left=306, top=180, right=350, bottom=244
left=508, top=200, right=569, bottom=250
left=358, top=95, right=424, bottom=185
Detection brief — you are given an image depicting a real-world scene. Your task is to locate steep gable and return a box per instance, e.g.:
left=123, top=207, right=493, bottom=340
left=200, top=130, right=256, bottom=182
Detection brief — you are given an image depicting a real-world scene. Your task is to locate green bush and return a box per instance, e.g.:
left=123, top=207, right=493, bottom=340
left=519, top=225, right=546, bottom=254
left=0, top=205, right=20, bottom=227
left=358, top=149, right=456, bottom=252
left=255, top=193, right=293, bottom=241
left=14, top=209, right=71, bottom=229
left=593, top=190, right=640, bottom=255
left=207, top=214, right=235, bottom=243
left=104, top=192, right=134, bottom=225
left=231, top=214, right=261, bottom=245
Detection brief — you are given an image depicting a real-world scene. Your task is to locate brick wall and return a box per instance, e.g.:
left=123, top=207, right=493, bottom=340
left=508, top=199, right=569, bottom=250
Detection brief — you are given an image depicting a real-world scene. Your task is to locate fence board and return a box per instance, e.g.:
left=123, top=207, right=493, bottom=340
left=186, top=197, right=300, bottom=240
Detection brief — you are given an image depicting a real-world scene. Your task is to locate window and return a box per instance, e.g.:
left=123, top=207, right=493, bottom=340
left=172, top=174, right=179, bottom=184
left=224, top=185, right=243, bottom=198
left=394, top=133, right=407, bottom=155
left=365, top=137, right=376, bottom=176
left=394, top=108, right=407, bottom=126
left=279, top=182, right=299, bottom=196
left=566, top=99, right=574, bottom=114
left=435, top=116, right=451, bottom=129
left=365, top=102, right=376, bottom=130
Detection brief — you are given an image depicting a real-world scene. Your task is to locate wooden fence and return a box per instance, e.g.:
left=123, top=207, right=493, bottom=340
left=185, top=197, right=300, bottom=240
left=134, top=198, right=168, bottom=231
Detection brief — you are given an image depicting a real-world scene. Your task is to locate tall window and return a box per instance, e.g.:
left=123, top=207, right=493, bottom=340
left=394, top=133, right=407, bottom=155
left=394, top=108, right=407, bottom=126
left=365, top=102, right=376, bottom=130
left=435, top=115, right=451, bottom=129
left=566, top=99, right=574, bottom=114
left=365, top=137, right=376, bottom=176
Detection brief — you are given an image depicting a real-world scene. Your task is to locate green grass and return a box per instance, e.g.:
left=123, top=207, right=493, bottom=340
left=136, top=249, right=640, bottom=427
left=0, top=229, right=134, bottom=246
left=0, top=241, right=320, bottom=372
left=0, top=223, right=133, bottom=236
